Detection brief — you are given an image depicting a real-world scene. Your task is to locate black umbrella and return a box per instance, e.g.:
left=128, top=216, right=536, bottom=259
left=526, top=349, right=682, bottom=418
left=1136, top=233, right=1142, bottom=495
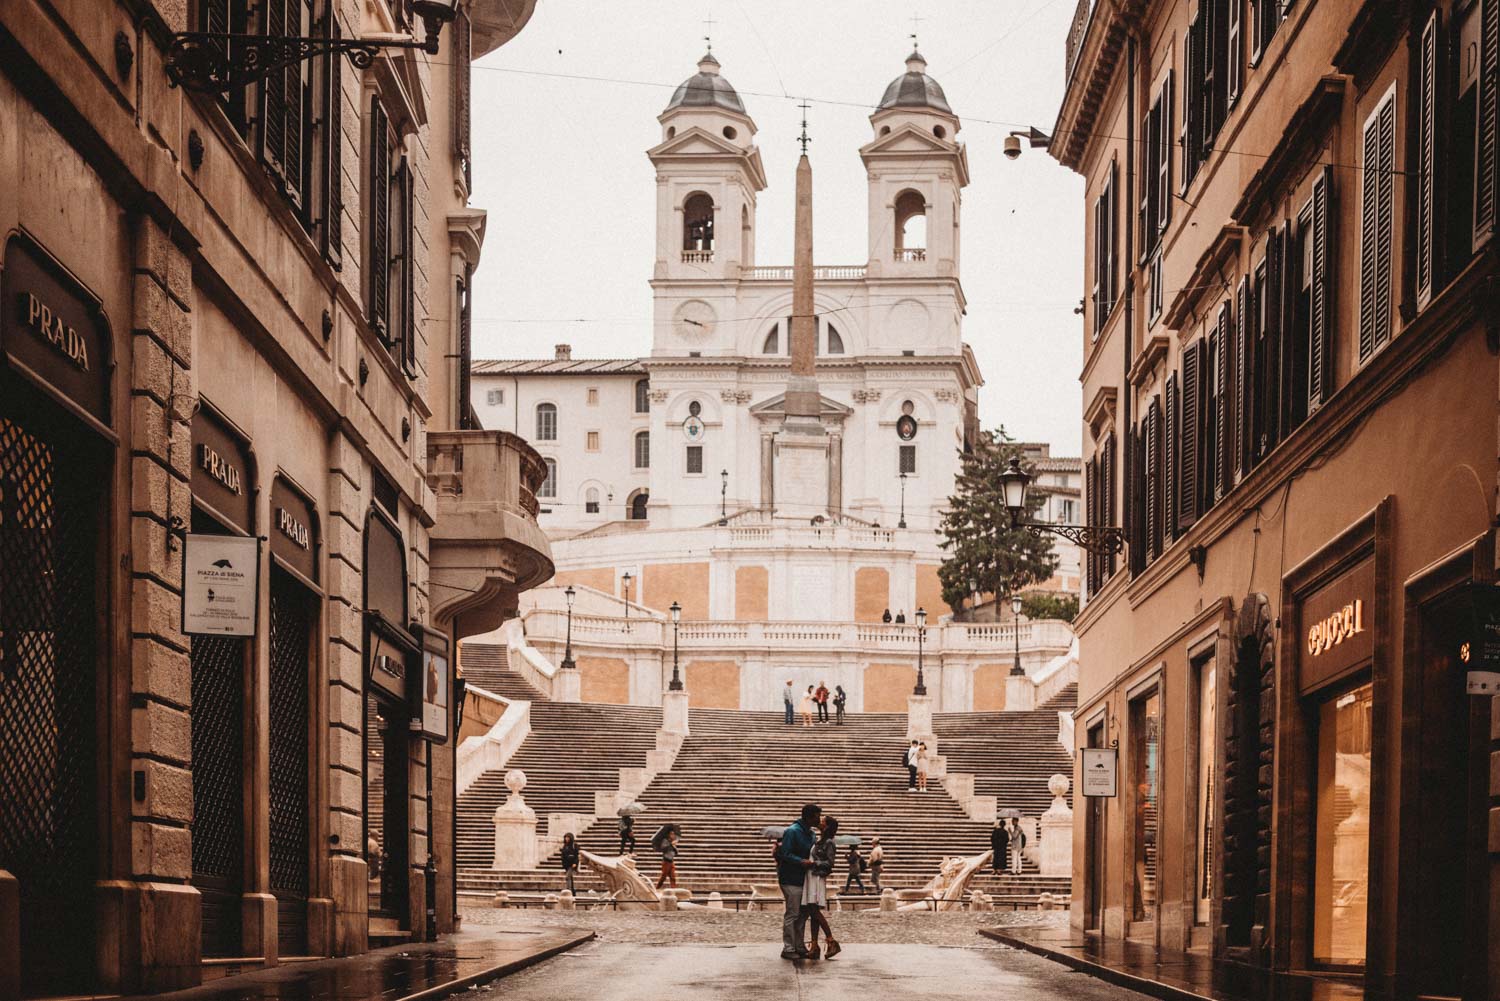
left=650, top=823, right=682, bottom=849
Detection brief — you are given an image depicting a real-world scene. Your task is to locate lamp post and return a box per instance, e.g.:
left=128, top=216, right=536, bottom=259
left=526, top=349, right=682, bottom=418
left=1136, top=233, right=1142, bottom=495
left=165, top=0, right=459, bottom=93
left=1010, top=591, right=1025, bottom=676
left=668, top=600, right=683, bottom=691
left=621, top=571, right=633, bottom=632
left=969, top=577, right=980, bottom=622
left=898, top=471, right=908, bottom=529
left=719, top=469, right=729, bottom=525
left=913, top=606, right=928, bottom=696
left=561, top=585, right=577, bottom=671
left=998, top=457, right=1126, bottom=556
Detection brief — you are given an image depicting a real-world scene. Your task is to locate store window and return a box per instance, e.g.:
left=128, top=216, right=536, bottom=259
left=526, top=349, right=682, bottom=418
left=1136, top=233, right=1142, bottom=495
left=1195, top=653, right=1217, bottom=926
left=1312, top=680, right=1373, bottom=968
left=1130, top=687, right=1162, bottom=924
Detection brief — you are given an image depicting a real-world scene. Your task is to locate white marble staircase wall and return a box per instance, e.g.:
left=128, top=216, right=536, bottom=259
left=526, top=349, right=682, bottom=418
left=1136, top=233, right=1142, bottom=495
left=456, top=691, right=530, bottom=796
left=500, top=617, right=559, bottom=698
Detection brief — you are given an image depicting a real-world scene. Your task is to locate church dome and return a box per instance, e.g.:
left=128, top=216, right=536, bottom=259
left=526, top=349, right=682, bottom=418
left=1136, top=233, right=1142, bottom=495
left=877, top=50, right=952, bottom=114
left=665, top=52, right=746, bottom=115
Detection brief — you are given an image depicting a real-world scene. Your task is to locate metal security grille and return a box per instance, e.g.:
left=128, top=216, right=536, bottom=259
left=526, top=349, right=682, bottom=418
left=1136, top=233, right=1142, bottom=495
left=0, top=412, right=100, bottom=995
left=190, top=517, right=246, bottom=958
left=268, top=567, right=311, bottom=953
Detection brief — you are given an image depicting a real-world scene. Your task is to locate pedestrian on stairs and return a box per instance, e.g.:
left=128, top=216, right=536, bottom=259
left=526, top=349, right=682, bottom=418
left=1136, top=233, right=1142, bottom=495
left=776, top=803, right=820, bottom=960
left=989, top=821, right=1010, bottom=876
left=842, top=842, right=867, bottom=894
left=800, top=686, right=815, bottom=727
left=783, top=680, right=796, bottom=725
left=868, top=837, right=885, bottom=892
left=655, top=829, right=679, bottom=890
left=560, top=832, right=580, bottom=893
left=814, top=682, right=830, bottom=722
left=916, top=742, right=931, bottom=792
left=833, top=685, right=847, bottom=724
left=802, top=815, right=842, bottom=959
left=1007, top=818, right=1027, bottom=874
left=618, top=814, right=635, bottom=855
left=905, top=740, right=920, bottom=790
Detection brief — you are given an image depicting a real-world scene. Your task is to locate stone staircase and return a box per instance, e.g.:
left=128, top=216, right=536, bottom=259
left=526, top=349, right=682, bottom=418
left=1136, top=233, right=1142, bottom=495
left=460, top=643, right=547, bottom=702
left=457, top=700, right=1073, bottom=901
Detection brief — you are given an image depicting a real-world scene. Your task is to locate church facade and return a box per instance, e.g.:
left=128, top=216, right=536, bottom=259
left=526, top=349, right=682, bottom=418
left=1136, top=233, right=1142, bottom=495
left=471, top=50, right=1077, bottom=712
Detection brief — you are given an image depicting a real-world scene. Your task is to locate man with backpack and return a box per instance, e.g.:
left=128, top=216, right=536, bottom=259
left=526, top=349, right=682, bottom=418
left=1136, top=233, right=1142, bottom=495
left=842, top=842, right=867, bottom=894
left=904, top=740, right=920, bottom=791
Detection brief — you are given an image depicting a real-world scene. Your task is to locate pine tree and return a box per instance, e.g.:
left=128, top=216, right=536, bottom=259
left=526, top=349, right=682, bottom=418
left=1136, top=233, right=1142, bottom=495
left=936, top=428, right=1057, bottom=612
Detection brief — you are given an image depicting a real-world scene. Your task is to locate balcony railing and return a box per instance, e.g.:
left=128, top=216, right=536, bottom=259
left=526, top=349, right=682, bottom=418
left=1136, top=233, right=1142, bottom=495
left=893, top=248, right=927, bottom=262
left=743, top=265, right=867, bottom=280
left=427, top=428, right=546, bottom=519
left=681, top=250, right=714, bottom=263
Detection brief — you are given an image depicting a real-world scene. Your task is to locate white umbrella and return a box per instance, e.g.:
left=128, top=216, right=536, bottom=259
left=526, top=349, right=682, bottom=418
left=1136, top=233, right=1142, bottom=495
left=617, top=802, right=647, bottom=817
left=760, top=826, right=786, bottom=841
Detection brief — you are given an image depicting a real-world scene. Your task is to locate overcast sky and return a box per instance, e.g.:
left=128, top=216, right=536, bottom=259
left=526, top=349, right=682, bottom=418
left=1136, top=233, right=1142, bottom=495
left=468, top=0, right=1086, bottom=454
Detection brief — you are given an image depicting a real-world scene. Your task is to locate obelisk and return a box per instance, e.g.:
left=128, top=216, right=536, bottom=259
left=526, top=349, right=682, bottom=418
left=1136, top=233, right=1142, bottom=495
left=783, top=150, right=822, bottom=432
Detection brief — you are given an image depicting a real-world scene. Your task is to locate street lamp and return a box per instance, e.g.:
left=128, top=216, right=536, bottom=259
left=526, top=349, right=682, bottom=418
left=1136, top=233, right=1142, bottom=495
left=719, top=469, right=729, bottom=525
left=998, top=457, right=1125, bottom=556
left=913, top=606, right=928, bottom=696
left=668, top=600, right=684, bottom=691
left=898, top=471, right=908, bottom=529
left=166, top=0, right=460, bottom=93
left=969, top=577, right=980, bottom=622
left=621, top=572, right=633, bottom=632
left=1011, top=591, right=1025, bottom=676
left=560, top=585, right=577, bottom=671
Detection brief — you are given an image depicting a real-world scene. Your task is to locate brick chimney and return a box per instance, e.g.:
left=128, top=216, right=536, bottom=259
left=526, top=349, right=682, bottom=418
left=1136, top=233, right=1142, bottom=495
left=555, top=344, right=572, bottom=360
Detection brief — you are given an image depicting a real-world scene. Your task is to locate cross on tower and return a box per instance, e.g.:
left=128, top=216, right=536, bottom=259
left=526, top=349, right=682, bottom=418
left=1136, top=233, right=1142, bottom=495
left=703, top=11, right=717, bottom=52
left=797, top=100, right=812, bottom=154
left=909, top=13, right=925, bottom=50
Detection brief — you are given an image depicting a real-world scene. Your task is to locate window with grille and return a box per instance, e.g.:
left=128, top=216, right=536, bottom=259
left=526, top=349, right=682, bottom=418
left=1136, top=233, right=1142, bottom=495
left=1358, top=89, right=1397, bottom=365
left=486, top=389, right=504, bottom=405
left=899, top=444, right=917, bottom=475
left=535, top=403, right=557, bottom=441
left=586, top=431, right=600, bottom=452
left=635, top=431, right=650, bottom=469
left=539, top=458, right=557, bottom=498
left=686, top=445, right=703, bottom=474
left=635, top=379, right=650, bottom=413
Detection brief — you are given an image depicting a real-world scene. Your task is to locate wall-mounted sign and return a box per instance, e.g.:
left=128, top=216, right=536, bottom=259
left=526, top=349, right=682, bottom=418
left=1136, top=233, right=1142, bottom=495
left=1, top=234, right=113, bottom=427
left=1462, top=583, right=1500, bottom=695
left=182, top=533, right=260, bottom=636
left=896, top=414, right=918, bottom=441
left=683, top=415, right=706, bottom=441
left=413, top=625, right=451, bottom=742
left=1080, top=747, right=1117, bottom=797
left=270, top=477, right=318, bottom=583
left=1298, top=557, right=1375, bottom=694
left=191, top=408, right=254, bottom=532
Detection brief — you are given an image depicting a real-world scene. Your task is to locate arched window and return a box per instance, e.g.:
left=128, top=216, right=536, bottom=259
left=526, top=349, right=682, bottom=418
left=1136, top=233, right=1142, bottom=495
left=826, top=324, right=845, bottom=354
left=628, top=491, right=650, bottom=520
left=762, top=324, right=779, bottom=354
left=894, top=190, right=927, bottom=258
left=634, top=430, right=650, bottom=469
left=539, top=458, right=557, bottom=498
left=683, top=193, right=714, bottom=252
left=535, top=402, right=557, bottom=441
left=585, top=487, right=600, bottom=514
left=635, top=379, right=650, bottom=413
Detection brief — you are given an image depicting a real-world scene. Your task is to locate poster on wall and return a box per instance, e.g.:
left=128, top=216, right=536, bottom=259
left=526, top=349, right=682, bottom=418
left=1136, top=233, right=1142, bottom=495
left=182, top=533, right=259, bottom=636
left=1080, top=747, right=1118, bottom=797
left=414, top=626, right=451, bottom=742
left=1463, top=583, right=1500, bottom=695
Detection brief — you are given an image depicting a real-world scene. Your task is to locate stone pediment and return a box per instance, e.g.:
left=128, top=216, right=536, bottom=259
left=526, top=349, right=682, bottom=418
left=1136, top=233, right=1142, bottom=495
left=749, top=392, right=853, bottom=425
left=648, top=127, right=768, bottom=189
left=859, top=123, right=970, bottom=186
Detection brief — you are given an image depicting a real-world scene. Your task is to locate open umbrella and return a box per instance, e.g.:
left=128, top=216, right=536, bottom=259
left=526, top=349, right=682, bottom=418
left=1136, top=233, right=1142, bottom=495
left=833, top=834, right=863, bottom=847
left=760, top=826, right=787, bottom=841
left=997, top=808, right=1023, bottom=819
left=617, top=801, right=647, bottom=817
left=650, top=823, right=682, bottom=850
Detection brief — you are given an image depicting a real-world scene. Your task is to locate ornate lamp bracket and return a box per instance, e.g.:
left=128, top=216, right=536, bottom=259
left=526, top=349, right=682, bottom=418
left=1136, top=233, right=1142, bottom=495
left=1010, top=514, right=1127, bottom=557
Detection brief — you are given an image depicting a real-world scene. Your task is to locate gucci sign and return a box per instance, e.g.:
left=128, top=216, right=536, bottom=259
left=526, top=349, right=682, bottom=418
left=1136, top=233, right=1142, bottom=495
left=1307, top=599, right=1364, bottom=657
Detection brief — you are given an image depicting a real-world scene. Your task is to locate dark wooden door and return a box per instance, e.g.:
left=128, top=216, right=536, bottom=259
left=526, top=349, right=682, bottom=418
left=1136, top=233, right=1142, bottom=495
left=268, top=566, right=312, bottom=955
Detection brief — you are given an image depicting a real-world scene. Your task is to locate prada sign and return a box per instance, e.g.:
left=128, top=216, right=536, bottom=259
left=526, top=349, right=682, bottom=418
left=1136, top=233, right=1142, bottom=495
left=1298, top=557, right=1376, bottom=694
left=271, top=477, right=318, bottom=583
left=192, top=408, right=253, bottom=532
left=1, top=234, right=112, bottom=426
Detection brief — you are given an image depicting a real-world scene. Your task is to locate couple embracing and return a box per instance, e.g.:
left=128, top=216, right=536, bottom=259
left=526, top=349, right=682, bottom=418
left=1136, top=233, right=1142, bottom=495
left=776, top=803, right=842, bottom=961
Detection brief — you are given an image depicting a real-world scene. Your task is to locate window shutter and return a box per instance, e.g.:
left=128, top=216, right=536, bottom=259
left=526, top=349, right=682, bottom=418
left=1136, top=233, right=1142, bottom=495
left=1213, top=305, right=1230, bottom=501
left=1108, top=163, right=1118, bottom=315
left=452, top=9, right=473, bottom=191
left=1147, top=397, right=1162, bottom=560
left=401, top=158, right=416, bottom=377
left=368, top=99, right=390, bottom=337
left=1140, top=104, right=1153, bottom=260
left=1159, top=71, right=1174, bottom=235
left=1235, top=276, right=1251, bottom=478
left=287, top=0, right=312, bottom=213
left=1182, top=20, right=1197, bottom=191
left=1102, top=434, right=1117, bottom=579
left=1374, top=96, right=1395, bottom=354
left=458, top=266, right=473, bottom=429
left=1164, top=372, right=1179, bottom=540
left=320, top=11, right=343, bottom=269
left=1310, top=166, right=1334, bottom=410
left=1268, top=224, right=1290, bottom=444
left=1128, top=427, right=1145, bottom=576
left=1179, top=343, right=1201, bottom=531
left=1416, top=12, right=1438, bottom=308
left=1477, top=0, right=1499, bottom=249
left=1358, top=96, right=1395, bottom=362
left=1085, top=457, right=1099, bottom=595
left=262, top=0, right=289, bottom=181
left=1227, top=0, right=1242, bottom=108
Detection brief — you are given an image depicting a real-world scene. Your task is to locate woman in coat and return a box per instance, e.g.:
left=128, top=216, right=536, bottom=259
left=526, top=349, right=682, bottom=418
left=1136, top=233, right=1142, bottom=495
left=989, top=821, right=1010, bottom=875
left=560, top=832, right=580, bottom=893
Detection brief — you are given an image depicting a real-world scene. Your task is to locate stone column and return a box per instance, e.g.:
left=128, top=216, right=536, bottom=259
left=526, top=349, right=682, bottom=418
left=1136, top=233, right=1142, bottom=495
left=553, top=668, right=581, bottom=703
left=1038, top=774, right=1074, bottom=877
left=1005, top=672, right=1036, bottom=711
left=906, top=693, right=934, bottom=743
left=827, top=432, right=843, bottom=518
left=760, top=432, right=775, bottom=512
left=662, top=689, right=690, bottom=736
left=492, top=770, right=539, bottom=870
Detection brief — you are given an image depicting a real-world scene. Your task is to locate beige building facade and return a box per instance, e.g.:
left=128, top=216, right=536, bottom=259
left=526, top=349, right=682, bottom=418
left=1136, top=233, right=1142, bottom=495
left=1058, top=0, right=1500, bottom=996
left=0, top=1, right=550, bottom=998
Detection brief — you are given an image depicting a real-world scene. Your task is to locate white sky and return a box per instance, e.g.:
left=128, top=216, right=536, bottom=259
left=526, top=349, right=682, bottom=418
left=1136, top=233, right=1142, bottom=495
left=468, top=0, right=1086, bottom=455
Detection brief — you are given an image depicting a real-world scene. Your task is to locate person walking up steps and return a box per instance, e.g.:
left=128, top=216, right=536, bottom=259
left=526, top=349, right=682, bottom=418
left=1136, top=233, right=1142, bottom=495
left=905, top=740, right=920, bottom=790
left=776, top=804, right=820, bottom=961
left=989, top=820, right=1010, bottom=876
left=802, top=815, right=842, bottom=959
left=868, top=837, right=885, bottom=892
left=833, top=685, right=847, bottom=724
left=1007, top=818, right=1027, bottom=874
left=783, top=680, right=796, bottom=725
left=814, top=681, right=830, bottom=722
left=655, top=829, right=680, bottom=889
left=916, top=741, right=931, bottom=792
left=618, top=813, right=635, bottom=855
left=842, top=841, right=867, bottom=894
left=800, top=686, right=815, bottom=727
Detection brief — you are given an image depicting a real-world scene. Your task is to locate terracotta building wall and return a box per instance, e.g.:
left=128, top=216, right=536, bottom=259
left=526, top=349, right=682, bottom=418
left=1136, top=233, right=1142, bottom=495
left=972, top=664, right=1010, bottom=712
left=734, top=566, right=768, bottom=620
left=686, top=660, right=741, bottom=708
left=643, top=561, right=710, bottom=619
left=553, top=567, right=616, bottom=596
left=915, top=564, right=947, bottom=617
left=853, top=567, right=890, bottom=622
left=864, top=662, right=917, bottom=712
left=578, top=657, right=630, bottom=704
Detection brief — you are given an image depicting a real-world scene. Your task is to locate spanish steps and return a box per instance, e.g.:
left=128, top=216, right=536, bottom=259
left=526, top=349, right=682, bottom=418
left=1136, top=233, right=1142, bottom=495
left=456, top=645, right=1077, bottom=903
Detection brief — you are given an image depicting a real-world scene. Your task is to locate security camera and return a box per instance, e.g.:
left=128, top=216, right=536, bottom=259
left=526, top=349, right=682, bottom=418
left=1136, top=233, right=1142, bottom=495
left=1003, top=134, right=1022, bottom=160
